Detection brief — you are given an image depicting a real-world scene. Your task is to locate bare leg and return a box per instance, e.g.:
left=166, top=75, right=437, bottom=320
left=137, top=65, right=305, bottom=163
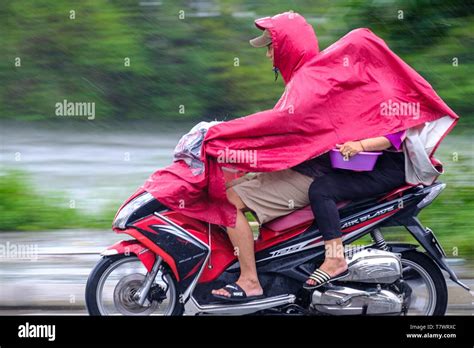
left=211, top=188, right=263, bottom=298
left=306, top=237, right=348, bottom=286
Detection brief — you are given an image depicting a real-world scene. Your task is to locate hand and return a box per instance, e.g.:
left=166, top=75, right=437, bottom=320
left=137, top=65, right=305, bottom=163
left=336, top=141, right=364, bottom=158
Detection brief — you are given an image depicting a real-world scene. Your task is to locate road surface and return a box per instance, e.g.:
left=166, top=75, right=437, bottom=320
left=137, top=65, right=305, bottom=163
left=0, top=230, right=472, bottom=315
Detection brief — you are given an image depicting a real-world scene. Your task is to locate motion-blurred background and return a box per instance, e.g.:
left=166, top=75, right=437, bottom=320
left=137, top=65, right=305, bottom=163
left=0, top=0, right=473, bottom=314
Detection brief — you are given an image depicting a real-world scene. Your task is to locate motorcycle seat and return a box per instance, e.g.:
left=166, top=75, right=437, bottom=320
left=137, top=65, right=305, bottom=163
left=263, top=184, right=416, bottom=232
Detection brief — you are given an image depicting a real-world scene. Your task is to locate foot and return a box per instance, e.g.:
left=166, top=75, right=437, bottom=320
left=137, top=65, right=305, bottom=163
left=212, top=277, right=263, bottom=298
left=305, top=257, right=348, bottom=286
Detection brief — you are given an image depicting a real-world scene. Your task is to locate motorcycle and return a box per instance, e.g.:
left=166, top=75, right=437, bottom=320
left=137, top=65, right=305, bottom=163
left=85, top=180, right=469, bottom=315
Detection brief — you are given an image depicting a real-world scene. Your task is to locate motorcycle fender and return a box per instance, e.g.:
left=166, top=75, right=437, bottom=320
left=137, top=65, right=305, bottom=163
left=388, top=238, right=470, bottom=291
left=405, top=217, right=470, bottom=291
left=101, top=240, right=156, bottom=273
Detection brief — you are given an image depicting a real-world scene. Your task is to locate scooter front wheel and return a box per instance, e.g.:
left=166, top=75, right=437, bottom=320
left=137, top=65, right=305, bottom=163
left=85, top=254, right=183, bottom=316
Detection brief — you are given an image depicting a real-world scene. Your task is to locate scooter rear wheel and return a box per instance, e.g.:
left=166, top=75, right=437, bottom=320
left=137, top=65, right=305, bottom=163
left=401, top=250, right=448, bottom=315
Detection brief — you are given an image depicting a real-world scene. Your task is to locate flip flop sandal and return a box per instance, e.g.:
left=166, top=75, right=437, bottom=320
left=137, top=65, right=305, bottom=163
left=212, top=282, right=265, bottom=303
left=303, top=268, right=349, bottom=290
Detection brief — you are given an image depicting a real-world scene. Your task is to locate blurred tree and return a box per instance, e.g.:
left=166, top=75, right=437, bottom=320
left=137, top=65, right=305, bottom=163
left=1, top=0, right=472, bottom=122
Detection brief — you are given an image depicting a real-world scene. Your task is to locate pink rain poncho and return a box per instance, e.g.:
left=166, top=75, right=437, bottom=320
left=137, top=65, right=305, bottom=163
left=143, top=12, right=458, bottom=227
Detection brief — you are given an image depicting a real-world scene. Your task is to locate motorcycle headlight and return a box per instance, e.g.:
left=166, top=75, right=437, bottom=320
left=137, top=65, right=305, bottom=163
left=113, top=192, right=155, bottom=229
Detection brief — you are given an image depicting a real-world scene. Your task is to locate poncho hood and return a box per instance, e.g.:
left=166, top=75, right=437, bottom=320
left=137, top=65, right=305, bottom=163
left=254, top=12, right=319, bottom=83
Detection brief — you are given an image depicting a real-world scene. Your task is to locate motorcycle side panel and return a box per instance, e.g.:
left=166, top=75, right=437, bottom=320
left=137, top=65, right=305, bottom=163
left=131, top=215, right=209, bottom=283
left=163, top=212, right=240, bottom=283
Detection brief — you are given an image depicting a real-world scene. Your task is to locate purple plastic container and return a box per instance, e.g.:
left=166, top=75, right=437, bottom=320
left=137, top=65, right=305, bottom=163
left=329, top=149, right=382, bottom=171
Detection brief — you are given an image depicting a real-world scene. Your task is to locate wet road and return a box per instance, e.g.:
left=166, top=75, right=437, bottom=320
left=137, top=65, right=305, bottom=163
left=0, top=230, right=472, bottom=315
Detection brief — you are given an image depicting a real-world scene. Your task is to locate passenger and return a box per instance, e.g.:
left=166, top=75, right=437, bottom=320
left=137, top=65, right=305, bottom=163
left=303, top=132, right=406, bottom=289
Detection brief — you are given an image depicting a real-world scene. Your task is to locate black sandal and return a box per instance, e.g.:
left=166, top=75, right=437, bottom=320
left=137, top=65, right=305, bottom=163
left=303, top=268, right=349, bottom=290
left=212, top=283, right=265, bottom=303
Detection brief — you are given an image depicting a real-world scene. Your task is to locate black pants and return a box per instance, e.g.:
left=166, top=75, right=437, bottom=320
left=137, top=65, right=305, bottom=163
left=308, top=151, right=406, bottom=241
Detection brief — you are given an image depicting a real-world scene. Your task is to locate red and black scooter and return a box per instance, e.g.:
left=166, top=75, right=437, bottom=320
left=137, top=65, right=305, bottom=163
left=85, top=181, right=469, bottom=316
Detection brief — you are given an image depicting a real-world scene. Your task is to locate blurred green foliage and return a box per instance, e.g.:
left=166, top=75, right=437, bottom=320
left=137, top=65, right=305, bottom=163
left=1, top=0, right=473, bottom=122
left=0, top=171, right=115, bottom=231
left=417, top=184, right=474, bottom=258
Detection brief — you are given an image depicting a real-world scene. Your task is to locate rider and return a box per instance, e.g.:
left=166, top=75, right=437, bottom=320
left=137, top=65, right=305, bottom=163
left=212, top=13, right=407, bottom=302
